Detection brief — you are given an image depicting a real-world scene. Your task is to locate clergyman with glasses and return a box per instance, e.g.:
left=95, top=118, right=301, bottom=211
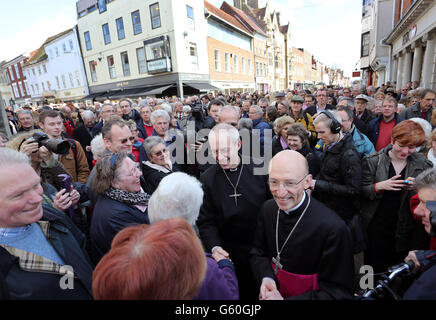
left=250, top=150, right=354, bottom=300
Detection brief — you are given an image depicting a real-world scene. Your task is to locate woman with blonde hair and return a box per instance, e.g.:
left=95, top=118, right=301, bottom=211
left=271, top=115, right=295, bottom=156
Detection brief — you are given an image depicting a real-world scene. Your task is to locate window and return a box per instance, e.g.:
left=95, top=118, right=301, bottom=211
left=233, top=54, right=238, bottom=73
left=102, top=23, right=111, bottom=45
left=150, top=3, right=161, bottom=29
left=62, top=43, right=67, bottom=53
left=47, top=81, right=51, bottom=90
left=116, top=17, right=125, bottom=40
left=361, top=32, right=370, bottom=57
left=248, top=59, right=253, bottom=75
left=241, top=57, right=246, bottom=74
left=225, top=53, right=230, bottom=72
left=189, top=43, right=198, bottom=67
left=55, top=47, right=59, bottom=57
left=12, top=83, right=19, bottom=97
left=61, top=75, right=67, bottom=88
left=35, top=83, right=39, bottom=94
left=98, top=0, right=107, bottom=13
left=143, top=36, right=172, bottom=74
left=56, top=76, right=60, bottom=89
left=84, top=31, right=92, bottom=50
left=48, top=49, right=53, bottom=59
left=75, top=71, right=81, bottom=86
left=43, top=65, right=47, bottom=73
left=214, top=49, right=221, bottom=71
left=41, top=82, right=46, bottom=92
left=19, top=81, right=25, bottom=96
left=131, top=11, right=142, bottom=35
left=32, top=68, right=35, bottom=76
left=69, top=72, right=74, bottom=87
left=69, top=40, right=74, bottom=51
left=31, top=84, right=35, bottom=94
left=89, top=61, right=97, bottom=82
left=37, top=66, right=41, bottom=75
left=15, top=65, right=20, bottom=79
left=268, top=53, right=273, bottom=66
left=186, top=5, right=194, bottom=29
left=263, top=63, right=266, bottom=76
left=107, top=55, right=116, bottom=79
left=256, top=62, right=259, bottom=76
left=136, top=47, right=147, bottom=74
left=9, top=67, right=14, bottom=80
left=120, top=51, right=130, bottom=76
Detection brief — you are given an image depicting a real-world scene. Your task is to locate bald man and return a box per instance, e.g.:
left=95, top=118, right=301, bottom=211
left=250, top=150, right=354, bottom=300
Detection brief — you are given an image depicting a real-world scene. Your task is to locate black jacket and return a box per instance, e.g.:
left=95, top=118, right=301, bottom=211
left=305, top=104, right=336, bottom=117
left=357, top=109, right=375, bottom=126
left=136, top=119, right=153, bottom=140
left=400, top=102, right=434, bottom=125
left=91, top=120, right=104, bottom=137
left=313, top=132, right=362, bottom=221
left=122, top=108, right=141, bottom=123
left=0, top=210, right=94, bottom=300
left=73, top=125, right=93, bottom=169
left=90, top=195, right=150, bottom=264
left=367, top=113, right=404, bottom=146
left=141, top=161, right=177, bottom=195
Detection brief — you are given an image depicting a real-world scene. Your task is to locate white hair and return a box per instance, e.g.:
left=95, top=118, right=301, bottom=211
left=183, top=105, right=191, bottom=113
left=147, top=172, right=204, bottom=226
left=0, top=148, right=30, bottom=168
left=81, top=110, right=95, bottom=120
left=397, top=104, right=406, bottom=114
left=218, top=105, right=240, bottom=120
left=208, top=122, right=240, bottom=145
left=150, top=109, right=170, bottom=124
left=90, top=134, right=105, bottom=160
left=410, top=117, right=432, bottom=139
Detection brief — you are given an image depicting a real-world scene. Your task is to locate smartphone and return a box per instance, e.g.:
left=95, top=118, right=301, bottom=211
left=58, top=174, right=74, bottom=217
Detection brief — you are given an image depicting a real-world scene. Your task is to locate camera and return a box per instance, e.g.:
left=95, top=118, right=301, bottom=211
left=27, top=132, right=71, bottom=155
left=427, top=201, right=436, bottom=237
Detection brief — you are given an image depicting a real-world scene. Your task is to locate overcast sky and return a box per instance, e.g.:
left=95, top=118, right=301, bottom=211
left=0, top=0, right=362, bottom=76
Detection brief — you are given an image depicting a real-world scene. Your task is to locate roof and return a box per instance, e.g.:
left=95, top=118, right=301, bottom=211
left=220, top=1, right=267, bottom=36
left=204, top=1, right=252, bottom=36
left=279, top=24, right=289, bottom=34
left=253, top=7, right=266, bottom=19
left=24, top=28, right=73, bottom=67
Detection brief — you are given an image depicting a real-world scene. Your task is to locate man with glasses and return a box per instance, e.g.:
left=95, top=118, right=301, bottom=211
left=250, top=150, right=354, bottom=300
left=305, top=88, right=335, bottom=117
left=92, top=103, right=115, bottom=137
left=400, top=89, right=435, bottom=125
left=119, top=98, right=141, bottom=123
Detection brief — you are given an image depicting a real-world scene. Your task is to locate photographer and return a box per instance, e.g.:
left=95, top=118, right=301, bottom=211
left=403, top=168, right=436, bottom=299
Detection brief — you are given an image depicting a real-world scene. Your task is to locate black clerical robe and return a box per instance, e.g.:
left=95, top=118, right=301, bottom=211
left=250, top=193, right=354, bottom=300
left=197, top=158, right=271, bottom=299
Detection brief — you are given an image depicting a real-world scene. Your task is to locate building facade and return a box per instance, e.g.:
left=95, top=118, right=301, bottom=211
left=77, top=0, right=215, bottom=99
left=0, top=61, right=14, bottom=108
left=3, top=55, right=30, bottom=108
left=385, top=0, right=435, bottom=89
left=205, top=1, right=255, bottom=93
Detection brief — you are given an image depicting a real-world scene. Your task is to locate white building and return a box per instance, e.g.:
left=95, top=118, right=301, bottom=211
left=23, top=27, right=89, bottom=105
left=76, top=0, right=215, bottom=99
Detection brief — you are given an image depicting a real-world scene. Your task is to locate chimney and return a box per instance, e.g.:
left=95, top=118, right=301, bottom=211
left=247, top=0, right=259, bottom=9
left=276, top=12, right=280, bottom=25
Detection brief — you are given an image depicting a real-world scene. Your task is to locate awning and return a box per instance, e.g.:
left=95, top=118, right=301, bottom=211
left=81, top=92, right=104, bottom=100
left=107, top=88, right=139, bottom=99
left=94, top=90, right=122, bottom=101
left=145, top=84, right=174, bottom=95
left=130, top=84, right=174, bottom=97
left=184, top=82, right=220, bottom=92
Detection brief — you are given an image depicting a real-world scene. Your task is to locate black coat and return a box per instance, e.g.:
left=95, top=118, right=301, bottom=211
left=0, top=210, right=94, bottom=300
left=91, top=120, right=103, bottom=137
left=141, top=161, right=177, bottom=195
left=358, top=109, right=375, bottom=126
left=305, top=104, right=336, bottom=117
left=122, top=108, right=141, bottom=123
left=90, top=195, right=150, bottom=264
left=73, top=125, right=93, bottom=169
left=313, top=133, right=362, bottom=221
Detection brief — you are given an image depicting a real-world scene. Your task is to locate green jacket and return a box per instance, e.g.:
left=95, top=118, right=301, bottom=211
left=360, top=145, right=433, bottom=252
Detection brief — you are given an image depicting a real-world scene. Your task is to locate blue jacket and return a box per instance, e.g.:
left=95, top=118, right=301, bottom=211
left=367, top=113, right=404, bottom=146
left=252, top=118, right=271, bottom=154
left=90, top=195, right=149, bottom=264
left=351, top=126, right=375, bottom=156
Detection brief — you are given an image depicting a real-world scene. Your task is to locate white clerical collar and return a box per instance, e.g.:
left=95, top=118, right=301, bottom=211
left=284, top=192, right=307, bottom=214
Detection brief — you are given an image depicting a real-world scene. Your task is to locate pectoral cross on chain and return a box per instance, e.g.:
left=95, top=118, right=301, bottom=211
left=229, top=190, right=242, bottom=206
left=272, top=256, right=283, bottom=275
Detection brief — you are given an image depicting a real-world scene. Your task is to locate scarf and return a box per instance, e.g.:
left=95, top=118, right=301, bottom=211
left=105, top=187, right=150, bottom=207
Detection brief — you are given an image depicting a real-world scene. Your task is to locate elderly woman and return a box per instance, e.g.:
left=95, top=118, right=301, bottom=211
left=146, top=172, right=239, bottom=300
left=361, top=120, right=433, bottom=273
left=92, top=218, right=208, bottom=299
left=141, top=136, right=177, bottom=195
left=374, top=91, right=386, bottom=101
left=272, top=115, right=295, bottom=156
left=90, top=134, right=105, bottom=166
left=126, top=119, right=144, bottom=162
left=372, top=100, right=383, bottom=117
left=7, top=130, right=80, bottom=215
left=426, top=129, right=436, bottom=167
left=90, top=151, right=150, bottom=264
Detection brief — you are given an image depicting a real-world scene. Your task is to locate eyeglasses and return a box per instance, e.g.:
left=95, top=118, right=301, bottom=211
left=120, top=136, right=135, bottom=144
left=317, top=94, right=327, bottom=97
left=268, top=175, right=307, bottom=190
left=153, top=147, right=169, bottom=157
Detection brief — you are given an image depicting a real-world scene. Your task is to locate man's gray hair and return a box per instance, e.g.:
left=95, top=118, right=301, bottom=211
left=251, top=105, right=263, bottom=116
left=148, top=172, right=204, bottom=226
left=313, top=110, right=342, bottom=127
left=143, top=136, right=165, bottom=158
left=238, top=118, right=253, bottom=131
left=415, top=168, right=436, bottom=190
left=0, top=148, right=30, bottom=168
left=139, top=103, right=153, bottom=112
left=15, top=109, right=33, bottom=117
left=90, top=134, right=105, bottom=161
left=150, top=109, right=170, bottom=124
left=81, top=110, right=95, bottom=120
left=218, top=105, right=240, bottom=120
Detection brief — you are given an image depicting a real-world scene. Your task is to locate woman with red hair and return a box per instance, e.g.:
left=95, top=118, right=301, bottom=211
left=361, top=120, right=433, bottom=273
left=92, top=218, right=207, bottom=300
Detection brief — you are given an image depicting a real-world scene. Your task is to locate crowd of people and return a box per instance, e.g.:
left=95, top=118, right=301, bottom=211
left=1, top=80, right=436, bottom=300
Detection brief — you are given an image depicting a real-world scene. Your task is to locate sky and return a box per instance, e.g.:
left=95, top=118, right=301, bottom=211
left=0, top=0, right=362, bottom=77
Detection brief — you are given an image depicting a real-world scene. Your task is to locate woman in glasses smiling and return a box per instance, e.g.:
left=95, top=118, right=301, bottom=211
left=141, top=136, right=178, bottom=195
left=90, top=151, right=150, bottom=265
